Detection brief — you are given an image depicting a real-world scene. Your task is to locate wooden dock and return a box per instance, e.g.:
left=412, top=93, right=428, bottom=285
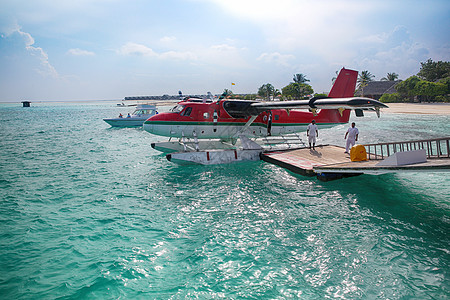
left=261, top=145, right=362, bottom=180
left=261, top=138, right=450, bottom=181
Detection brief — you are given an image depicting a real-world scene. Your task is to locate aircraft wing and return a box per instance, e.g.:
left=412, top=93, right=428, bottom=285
left=223, top=97, right=388, bottom=118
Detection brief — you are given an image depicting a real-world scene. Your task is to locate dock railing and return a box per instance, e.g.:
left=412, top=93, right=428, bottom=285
left=364, top=137, right=450, bottom=160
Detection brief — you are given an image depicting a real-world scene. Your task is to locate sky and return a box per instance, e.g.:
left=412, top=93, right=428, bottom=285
left=0, top=0, right=449, bottom=102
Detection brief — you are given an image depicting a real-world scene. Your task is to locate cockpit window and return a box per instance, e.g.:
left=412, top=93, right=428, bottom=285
left=170, top=104, right=185, bottom=113
left=181, top=107, right=192, bottom=117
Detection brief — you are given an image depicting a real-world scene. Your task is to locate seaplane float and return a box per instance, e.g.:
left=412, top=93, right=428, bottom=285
left=143, top=68, right=388, bottom=164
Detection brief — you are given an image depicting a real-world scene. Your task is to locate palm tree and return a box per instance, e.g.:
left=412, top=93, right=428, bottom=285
left=357, top=70, right=375, bottom=90
left=223, top=89, right=232, bottom=96
left=258, top=83, right=275, bottom=100
left=293, top=74, right=310, bottom=84
left=331, top=70, right=339, bottom=84
left=381, top=72, right=399, bottom=81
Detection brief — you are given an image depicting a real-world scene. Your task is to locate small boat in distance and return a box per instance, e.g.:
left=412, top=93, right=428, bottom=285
left=104, top=104, right=158, bottom=127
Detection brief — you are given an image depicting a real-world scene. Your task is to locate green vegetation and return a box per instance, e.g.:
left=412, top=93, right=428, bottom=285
left=417, top=59, right=450, bottom=82
left=381, top=72, right=399, bottom=81
left=246, top=60, right=449, bottom=102
left=357, top=70, right=375, bottom=90
left=258, top=83, right=276, bottom=100
left=281, top=82, right=313, bottom=100
left=293, top=73, right=310, bottom=84
left=379, top=93, right=403, bottom=103
left=379, top=60, right=450, bottom=103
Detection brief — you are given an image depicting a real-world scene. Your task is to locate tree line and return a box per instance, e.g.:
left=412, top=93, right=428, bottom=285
left=379, top=59, right=450, bottom=103
left=226, top=59, right=450, bottom=103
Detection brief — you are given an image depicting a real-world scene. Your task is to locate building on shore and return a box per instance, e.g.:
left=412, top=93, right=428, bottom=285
left=355, top=80, right=401, bottom=100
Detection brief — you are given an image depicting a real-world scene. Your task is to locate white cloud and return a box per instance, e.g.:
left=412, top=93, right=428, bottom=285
left=359, top=26, right=412, bottom=48
left=205, top=0, right=377, bottom=44
left=118, top=42, right=157, bottom=56
left=354, top=27, right=429, bottom=79
left=160, top=36, right=176, bottom=43
left=360, top=34, right=386, bottom=44
left=67, top=48, right=95, bottom=56
left=16, top=28, right=35, bottom=47
left=3, top=26, right=59, bottom=78
left=257, top=52, right=295, bottom=67
left=200, top=44, right=251, bottom=69
left=211, top=44, right=237, bottom=52
left=118, top=42, right=196, bottom=60
left=159, top=51, right=197, bottom=60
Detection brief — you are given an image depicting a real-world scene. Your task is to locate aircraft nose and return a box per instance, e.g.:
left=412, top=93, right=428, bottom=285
left=143, top=121, right=153, bottom=133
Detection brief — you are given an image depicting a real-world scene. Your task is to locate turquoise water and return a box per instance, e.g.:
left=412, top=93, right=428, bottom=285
left=0, top=102, right=449, bottom=299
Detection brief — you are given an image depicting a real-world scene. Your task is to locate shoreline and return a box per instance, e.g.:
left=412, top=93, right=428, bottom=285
left=3, top=100, right=450, bottom=115
left=381, top=103, right=450, bottom=115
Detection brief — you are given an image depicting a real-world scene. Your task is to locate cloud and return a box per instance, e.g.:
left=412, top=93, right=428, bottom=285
left=211, top=44, right=238, bottom=51
left=159, top=51, right=197, bottom=60
left=118, top=42, right=197, bottom=61
left=354, top=26, right=429, bottom=79
left=205, top=0, right=376, bottom=46
left=1, top=26, right=59, bottom=78
left=118, top=42, right=157, bottom=56
left=67, top=48, right=95, bottom=56
left=160, top=36, right=176, bottom=43
left=16, top=28, right=34, bottom=47
left=257, top=52, right=295, bottom=67
left=360, top=26, right=412, bottom=48
left=197, top=43, right=251, bottom=69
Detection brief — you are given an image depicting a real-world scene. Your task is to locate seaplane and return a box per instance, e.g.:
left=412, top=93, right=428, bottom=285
left=143, top=68, right=388, bottom=164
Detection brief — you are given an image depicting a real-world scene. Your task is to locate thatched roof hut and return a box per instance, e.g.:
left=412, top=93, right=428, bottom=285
left=355, top=80, right=401, bottom=99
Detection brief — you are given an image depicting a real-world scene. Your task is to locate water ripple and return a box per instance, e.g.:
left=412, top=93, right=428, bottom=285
left=0, top=103, right=448, bottom=299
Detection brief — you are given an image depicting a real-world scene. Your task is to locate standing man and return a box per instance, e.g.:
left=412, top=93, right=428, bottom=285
left=307, top=120, right=318, bottom=150
left=344, top=122, right=359, bottom=153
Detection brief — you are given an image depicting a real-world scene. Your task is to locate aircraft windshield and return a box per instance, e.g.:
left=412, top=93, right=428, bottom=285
left=170, top=104, right=185, bottom=113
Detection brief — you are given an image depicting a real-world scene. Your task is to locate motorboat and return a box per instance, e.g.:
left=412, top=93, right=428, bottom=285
left=104, top=104, right=158, bottom=127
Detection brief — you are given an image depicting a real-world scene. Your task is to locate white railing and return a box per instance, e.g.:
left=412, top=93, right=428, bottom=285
left=364, top=137, right=450, bottom=160
left=260, top=133, right=306, bottom=150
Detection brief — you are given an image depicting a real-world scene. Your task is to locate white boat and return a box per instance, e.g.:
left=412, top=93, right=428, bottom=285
left=104, top=104, right=158, bottom=127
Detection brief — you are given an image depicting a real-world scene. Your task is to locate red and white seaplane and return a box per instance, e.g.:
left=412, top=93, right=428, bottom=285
left=143, top=68, right=388, bottom=164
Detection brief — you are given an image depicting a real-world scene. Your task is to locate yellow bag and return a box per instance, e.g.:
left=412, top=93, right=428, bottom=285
left=350, top=144, right=367, bottom=161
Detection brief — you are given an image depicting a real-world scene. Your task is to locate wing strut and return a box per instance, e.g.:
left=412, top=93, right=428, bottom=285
left=234, top=115, right=258, bottom=138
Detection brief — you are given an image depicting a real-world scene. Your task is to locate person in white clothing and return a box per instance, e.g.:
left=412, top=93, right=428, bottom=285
left=344, top=122, right=359, bottom=153
left=306, top=120, right=318, bottom=150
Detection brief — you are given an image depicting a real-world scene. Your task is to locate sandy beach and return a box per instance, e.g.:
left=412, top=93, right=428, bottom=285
left=382, top=103, right=450, bottom=115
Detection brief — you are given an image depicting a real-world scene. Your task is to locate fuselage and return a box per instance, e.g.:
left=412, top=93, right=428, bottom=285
left=143, top=99, right=351, bottom=139
left=142, top=68, right=371, bottom=140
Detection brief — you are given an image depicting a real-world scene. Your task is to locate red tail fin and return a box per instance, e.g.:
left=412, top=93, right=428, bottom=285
left=328, top=68, right=358, bottom=98
left=316, top=68, right=357, bottom=124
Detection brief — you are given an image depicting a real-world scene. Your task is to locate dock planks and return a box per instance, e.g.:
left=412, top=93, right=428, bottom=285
left=261, top=145, right=450, bottom=181
left=261, top=145, right=351, bottom=177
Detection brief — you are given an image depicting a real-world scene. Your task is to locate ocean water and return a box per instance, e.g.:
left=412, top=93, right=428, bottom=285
left=0, top=102, right=449, bottom=299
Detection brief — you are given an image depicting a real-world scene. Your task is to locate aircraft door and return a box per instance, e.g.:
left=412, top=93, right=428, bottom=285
left=260, top=111, right=272, bottom=136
